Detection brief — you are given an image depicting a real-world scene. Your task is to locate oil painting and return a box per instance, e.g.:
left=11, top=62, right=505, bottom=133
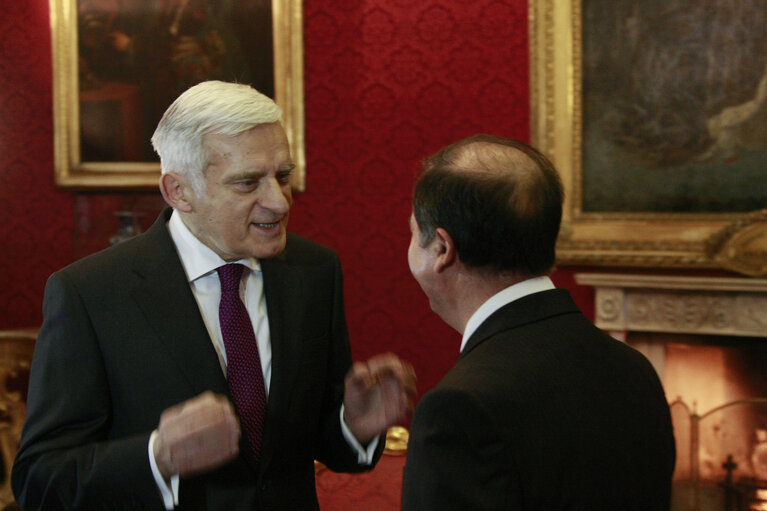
left=531, top=0, right=767, bottom=271
left=51, top=0, right=305, bottom=189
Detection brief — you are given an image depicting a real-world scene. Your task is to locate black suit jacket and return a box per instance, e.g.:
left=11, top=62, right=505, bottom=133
left=402, top=289, right=675, bottom=510
left=12, top=209, right=379, bottom=510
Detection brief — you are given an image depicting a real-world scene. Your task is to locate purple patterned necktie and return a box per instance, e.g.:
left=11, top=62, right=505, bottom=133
left=217, top=263, right=267, bottom=460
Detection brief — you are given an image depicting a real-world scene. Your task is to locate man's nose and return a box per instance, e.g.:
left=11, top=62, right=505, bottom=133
left=259, top=178, right=291, bottom=213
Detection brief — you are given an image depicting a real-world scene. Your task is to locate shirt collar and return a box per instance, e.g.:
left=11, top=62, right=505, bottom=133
left=460, top=276, right=555, bottom=353
left=167, top=209, right=260, bottom=283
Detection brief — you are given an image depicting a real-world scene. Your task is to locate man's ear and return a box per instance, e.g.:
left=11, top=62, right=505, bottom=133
left=159, top=172, right=194, bottom=212
left=433, top=227, right=456, bottom=273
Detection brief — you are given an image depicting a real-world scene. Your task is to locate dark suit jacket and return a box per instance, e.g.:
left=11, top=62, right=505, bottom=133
left=12, top=208, right=380, bottom=510
left=402, top=289, right=675, bottom=510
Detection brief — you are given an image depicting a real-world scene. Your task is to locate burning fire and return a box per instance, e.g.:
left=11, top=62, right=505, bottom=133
left=751, top=489, right=767, bottom=510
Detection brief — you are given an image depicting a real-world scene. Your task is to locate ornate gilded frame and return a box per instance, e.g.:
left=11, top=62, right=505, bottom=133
left=50, top=0, right=305, bottom=191
left=530, top=0, right=767, bottom=276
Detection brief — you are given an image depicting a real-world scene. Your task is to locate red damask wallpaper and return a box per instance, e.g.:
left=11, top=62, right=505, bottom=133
left=0, top=0, right=593, bottom=399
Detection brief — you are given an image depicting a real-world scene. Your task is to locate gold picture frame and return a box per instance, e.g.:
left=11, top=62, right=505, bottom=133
left=530, top=0, right=767, bottom=276
left=50, top=0, right=305, bottom=191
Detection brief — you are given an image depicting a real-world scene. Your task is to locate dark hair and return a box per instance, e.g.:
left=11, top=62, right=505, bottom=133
left=412, top=134, right=564, bottom=275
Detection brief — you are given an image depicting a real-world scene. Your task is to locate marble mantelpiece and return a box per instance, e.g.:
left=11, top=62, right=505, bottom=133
left=574, top=274, right=767, bottom=341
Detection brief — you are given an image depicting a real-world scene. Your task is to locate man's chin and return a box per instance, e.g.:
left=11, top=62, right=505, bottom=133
left=250, top=236, right=287, bottom=259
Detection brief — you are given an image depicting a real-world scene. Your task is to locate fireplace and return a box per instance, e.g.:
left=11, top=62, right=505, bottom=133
left=575, top=274, right=767, bottom=511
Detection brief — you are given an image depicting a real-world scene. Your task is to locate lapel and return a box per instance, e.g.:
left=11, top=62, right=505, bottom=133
left=257, top=240, right=303, bottom=474
left=461, top=289, right=580, bottom=358
left=124, top=222, right=319, bottom=474
left=128, top=208, right=229, bottom=397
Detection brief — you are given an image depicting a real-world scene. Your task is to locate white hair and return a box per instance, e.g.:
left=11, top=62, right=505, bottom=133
left=151, top=80, right=282, bottom=195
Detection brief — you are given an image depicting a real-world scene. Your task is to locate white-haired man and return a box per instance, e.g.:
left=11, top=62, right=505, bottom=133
left=13, top=81, right=415, bottom=510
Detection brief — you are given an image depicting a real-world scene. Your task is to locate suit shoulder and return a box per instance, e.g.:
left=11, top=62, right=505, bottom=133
left=418, top=367, right=494, bottom=417
left=54, top=233, right=144, bottom=283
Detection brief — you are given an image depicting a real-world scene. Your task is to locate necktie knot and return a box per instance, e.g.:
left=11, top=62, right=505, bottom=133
left=217, top=263, right=245, bottom=294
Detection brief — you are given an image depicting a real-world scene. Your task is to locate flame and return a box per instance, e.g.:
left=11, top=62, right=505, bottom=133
left=751, top=489, right=767, bottom=510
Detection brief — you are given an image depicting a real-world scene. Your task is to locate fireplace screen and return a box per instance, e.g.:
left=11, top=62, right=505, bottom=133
left=670, top=396, right=767, bottom=510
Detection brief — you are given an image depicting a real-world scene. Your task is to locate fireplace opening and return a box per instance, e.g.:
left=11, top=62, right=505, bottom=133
left=628, top=333, right=767, bottom=511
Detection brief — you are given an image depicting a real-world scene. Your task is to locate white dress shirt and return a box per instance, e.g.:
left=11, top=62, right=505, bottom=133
left=149, top=211, right=375, bottom=509
left=460, top=276, right=556, bottom=354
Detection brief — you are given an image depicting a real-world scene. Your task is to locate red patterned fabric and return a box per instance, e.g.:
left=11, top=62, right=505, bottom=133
left=295, top=0, right=532, bottom=400
left=0, top=0, right=72, bottom=327
left=0, top=0, right=595, bottom=407
left=316, top=454, right=406, bottom=511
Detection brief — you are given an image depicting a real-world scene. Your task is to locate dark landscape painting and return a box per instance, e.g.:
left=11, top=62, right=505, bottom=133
left=582, top=0, right=767, bottom=213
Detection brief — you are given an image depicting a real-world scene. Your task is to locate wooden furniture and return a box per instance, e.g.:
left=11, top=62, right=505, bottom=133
left=0, top=330, right=36, bottom=508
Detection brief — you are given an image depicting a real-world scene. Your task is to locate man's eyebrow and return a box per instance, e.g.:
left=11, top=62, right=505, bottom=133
left=224, top=163, right=295, bottom=182
left=225, top=170, right=267, bottom=182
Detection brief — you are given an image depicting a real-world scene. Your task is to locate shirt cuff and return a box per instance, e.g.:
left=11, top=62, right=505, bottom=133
left=149, top=430, right=180, bottom=509
left=339, top=405, right=380, bottom=465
